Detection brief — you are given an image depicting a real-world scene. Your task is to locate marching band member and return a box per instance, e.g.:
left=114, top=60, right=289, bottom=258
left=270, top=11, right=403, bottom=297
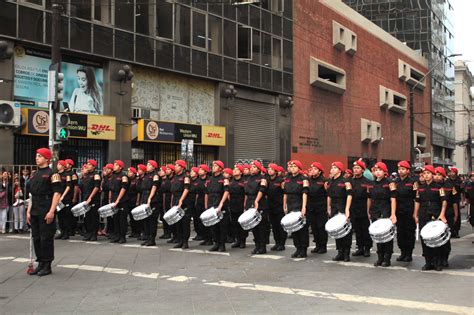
left=434, top=167, right=454, bottom=268
left=157, top=166, right=169, bottom=239
left=228, top=164, right=247, bottom=248
left=197, top=165, right=212, bottom=245
left=267, top=163, right=286, bottom=251
left=55, top=160, right=73, bottom=240
left=109, top=160, right=130, bottom=244
left=79, top=160, right=101, bottom=241
left=307, top=162, right=328, bottom=254
left=65, top=159, right=78, bottom=237
left=164, top=164, right=177, bottom=243
left=447, top=167, right=462, bottom=238
left=170, top=160, right=191, bottom=249
left=141, top=160, right=159, bottom=246
left=132, top=165, right=146, bottom=239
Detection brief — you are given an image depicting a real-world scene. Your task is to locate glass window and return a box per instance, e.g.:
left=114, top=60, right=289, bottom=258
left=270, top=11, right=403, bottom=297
left=283, top=18, right=292, bottom=39
left=249, top=5, right=260, bottom=29
left=262, top=67, right=272, bottom=89
left=93, top=24, right=113, bottom=56
left=224, top=4, right=235, bottom=20
left=224, top=58, right=236, bottom=82
left=272, top=38, right=281, bottom=69
left=70, top=19, right=91, bottom=52
left=71, top=0, right=91, bottom=20
left=250, top=64, right=260, bottom=87
left=261, top=0, right=270, bottom=10
left=273, top=70, right=282, bottom=91
left=261, top=10, right=271, bottom=33
left=272, top=14, right=281, bottom=36
left=115, top=0, right=134, bottom=31
left=46, top=14, right=69, bottom=47
left=136, top=3, right=153, bottom=36
left=175, top=45, right=190, bottom=73
left=0, top=1, right=17, bottom=37
left=175, top=5, right=190, bottom=45
left=271, top=0, right=283, bottom=12
left=192, top=49, right=207, bottom=76
left=156, top=40, right=173, bottom=69
left=157, top=0, right=173, bottom=39
left=115, top=30, right=134, bottom=60
left=208, top=15, right=222, bottom=54
left=136, top=35, right=154, bottom=64
left=251, top=30, right=260, bottom=64
left=283, top=40, right=292, bottom=72
left=19, top=0, right=43, bottom=6
left=208, top=53, right=222, bottom=79
left=19, top=6, right=43, bottom=43
left=238, top=26, right=252, bottom=60
left=223, top=20, right=236, bottom=58
left=238, top=61, right=249, bottom=85
left=192, top=11, right=206, bottom=49
left=237, top=5, right=249, bottom=25
left=261, top=33, right=272, bottom=67
left=208, top=4, right=221, bottom=16
left=283, top=72, right=292, bottom=94
left=283, top=0, right=292, bottom=19
left=94, top=0, right=112, bottom=24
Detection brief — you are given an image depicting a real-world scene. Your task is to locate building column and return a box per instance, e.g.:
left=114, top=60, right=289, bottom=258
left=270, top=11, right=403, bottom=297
left=0, top=40, right=15, bottom=165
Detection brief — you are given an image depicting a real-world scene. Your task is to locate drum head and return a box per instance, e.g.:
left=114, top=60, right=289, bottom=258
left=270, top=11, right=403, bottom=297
left=238, top=208, right=257, bottom=223
left=325, top=214, right=347, bottom=232
left=420, top=221, right=447, bottom=240
left=369, top=219, right=393, bottom=235
left=281, top=211, right=301, bottom=225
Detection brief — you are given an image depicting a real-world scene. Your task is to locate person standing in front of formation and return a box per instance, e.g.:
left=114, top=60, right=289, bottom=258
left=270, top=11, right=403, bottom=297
left=283, top=160, right=309, bottom=258
left=367, top=162, right=397, bottom=267
left=205, top=161, right=230, bottom=252
left=79, top=160, right=101, bottom=241
left=465, top=172, right=474, bottom=229
left=326, top=162, right=353, bottom=262
left=109, top=160, right=130, bottom=244
left=307, top=162, right=328, bottom=254
left=228, top=164, right=247, bottom=249
left=26, top=148, right=62, bottom=276
left=414, top=165, right=448, bottom=271
left=394, top=161, right=417, bottom=262
left=349, top=160, right=372, bottom=258
left=142, top=160, right=159, bottom=246
left=266, top=163, right=287, bottom=251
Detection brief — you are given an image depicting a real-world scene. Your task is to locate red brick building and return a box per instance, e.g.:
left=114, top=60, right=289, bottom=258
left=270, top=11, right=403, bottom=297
left=291, top=0, right=431, bottom=172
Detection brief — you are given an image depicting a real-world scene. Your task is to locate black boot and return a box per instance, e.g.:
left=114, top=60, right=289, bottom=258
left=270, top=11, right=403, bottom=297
left=257, top=243, right=266, bottom=254
left=118, top=238, right=126, bottom=244
left=209, top=243, right=219, bottom=252
left=291, top=248, right=301, bottom=258
left=276, top=244, right=285, bottom=251
left=317, top=246, right=327, bottom=254
left=218, top=243, right=226, bottom=252
left=396, top=250, right=406, bottom=262
left=343, top=249, right=350, bottom=262
left=299, top=247, right=307, bottom=258
left=159, top=233, right=171, bottom=239
left=37, top=262, right=52, bottom=276
left=381, top=253, right=391, bottom=267
left=311, top=245, right=321, bottom=253
left=352, top=248, right=364, bottom=256
left=145, top=239, right=156, bottom=246
left=421, top=257, right=434, bottom=271
left=441, top=255, right=449, bottom=268
left=374, top=253, right=383, bottom=266
left=271, top=244, right=279, bottom=251
left=251, top=245, right=259, bottom=255
left=332, top=250, right=344, bottom=261
left=403, top=250, right=413, bottom=262
left=141, top=239, right=149, bottom=246
left=55, top=233, right=64, bottom=240
left=232, top=241, right=241, bottom=248
left=434, top=257, right=443, bottom=271
left=61, top=232, right=70, bottom=240
left=182, top=241, right=189, bottom=249
left=363, top=247, right=370, bottom=257
left=173, top=242, right=183, bottom=249
left=29, top=262, right=44, bottom=276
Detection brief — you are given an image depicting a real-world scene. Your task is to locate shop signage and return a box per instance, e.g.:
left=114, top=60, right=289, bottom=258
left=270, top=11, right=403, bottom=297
left=21, top=108, right=116, bottom=140
left=137, top=119, right=225, bottom=146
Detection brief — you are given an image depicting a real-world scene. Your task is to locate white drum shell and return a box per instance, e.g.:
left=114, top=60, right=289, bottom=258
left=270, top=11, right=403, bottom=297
left=163, top=206, right=185, bottom=225
left=369, top=219, right=396, bottom=243
left=200, top=207, right=224, bottom=227
left=280, top=211, right=306, bottom=233
left=71, top=201, right=90, bottom=217
left=420, top=221, right=451, bottom=248
left=98, top=203, right=118, bottom=218
left=325, top=214, right=352, bottom=239
left=131, top=204, right=152, bottom=221
left=238, top=208, right=262, bottom=230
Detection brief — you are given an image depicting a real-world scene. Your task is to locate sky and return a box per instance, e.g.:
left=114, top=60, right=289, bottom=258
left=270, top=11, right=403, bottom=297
left=451, top=0, right=474, bottom=73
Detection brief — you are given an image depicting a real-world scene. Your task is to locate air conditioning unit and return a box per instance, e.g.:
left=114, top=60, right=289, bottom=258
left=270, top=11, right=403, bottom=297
left=0, top=101, right=21, bottom=127
left=132, top=107, right=151, bottom=119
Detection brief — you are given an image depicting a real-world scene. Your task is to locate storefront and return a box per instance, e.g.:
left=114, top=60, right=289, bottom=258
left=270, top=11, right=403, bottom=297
left=132, top=119, right=226, bottom=166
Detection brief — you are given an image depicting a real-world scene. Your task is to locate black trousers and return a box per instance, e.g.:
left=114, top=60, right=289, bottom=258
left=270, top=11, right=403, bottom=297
left=291, top=212, right=309, bottom=249
left=252, top=211, right=268, bottom=245
left=310, top=211, right=328, bottom=249
left=268, top=211, right=287, bottom=246
left=112, top=208, right=128, bottom=240
left=352, top=216, right=372, bottom=249
left=158, top=199, right=170, bottom=235
left=144, top=204, right=159, bottom=241
left=84, top=204, right=99, bottom=237
left=420, top=219, right=450, bottom=263
left=128, top=204, right=142, bottom=235
left=31, top=213, right=56, bottom=262
left=175, top=211, right=191, bottom=242
left=211, top=212, right=230, bottom=245
left=57, top=204, right=73, bottom=235
left=396, top=212, right=416, bottom=252
left=230, top=211, right=248, bottom=242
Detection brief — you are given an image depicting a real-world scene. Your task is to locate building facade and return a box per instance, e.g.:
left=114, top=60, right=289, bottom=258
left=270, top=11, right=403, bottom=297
left=343, top=0, right=456, bottom=167
left=292, top=0, right=431, bottom=172
left=0, top=0, right=293, bottom=168
left=454, top=61, right=473, bottom=173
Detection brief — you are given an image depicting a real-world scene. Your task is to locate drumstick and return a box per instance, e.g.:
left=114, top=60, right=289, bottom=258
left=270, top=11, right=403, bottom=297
left=415, top=223, right=419, bottom=241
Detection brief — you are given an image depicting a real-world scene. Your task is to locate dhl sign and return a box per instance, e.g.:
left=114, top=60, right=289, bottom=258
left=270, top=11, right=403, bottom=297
left=202, top=125, right=226, bottom=146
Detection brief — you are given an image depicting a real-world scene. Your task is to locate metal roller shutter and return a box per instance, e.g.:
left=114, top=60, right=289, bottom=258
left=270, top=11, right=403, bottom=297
left=233, top=98, right=278, bottom=164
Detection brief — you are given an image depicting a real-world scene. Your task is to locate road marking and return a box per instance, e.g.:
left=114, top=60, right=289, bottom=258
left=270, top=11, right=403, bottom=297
left=167, top=276, right=196, bottom=282
left=6, top=235, right=29, bottom=240
left=205, top=280, right=474, bottom=315
left=323, top=260, right=474, bottom=277
left=58, top=264, right=159, bottom=279
left=250, top=254, right=284, bottom=260
left=12, top=258, right=30, bottom=263
left=122, top=244, right=157, bottom=249
left=168, top=248, right=230, bottom=256
left=0, top=256, right=16, bottom=260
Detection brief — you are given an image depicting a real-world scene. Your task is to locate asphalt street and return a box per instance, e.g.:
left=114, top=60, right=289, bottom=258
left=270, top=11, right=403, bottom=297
left=0, top=220, right=473, bottom=315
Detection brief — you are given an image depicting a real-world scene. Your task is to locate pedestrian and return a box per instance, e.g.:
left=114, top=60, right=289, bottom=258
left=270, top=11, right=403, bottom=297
left=12, top=176, right=25, bottom=233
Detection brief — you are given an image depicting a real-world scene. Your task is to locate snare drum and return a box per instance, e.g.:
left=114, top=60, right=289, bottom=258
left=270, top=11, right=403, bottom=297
left=163, top=206, right=185, bottom=225
left=369, top=218, right=396, bottom=243
left=131, top=204, right=152, bottom=221
left=325, top=213, right=352, bottom=239
left=56, top=201, right=67, bottom=212
left=238, top=208, right=262, bottom=230
left=98, top=203, right=118, bottom=218
left=71, top=201, right=91, bottom=217
left=280, top=211, right=306, bottom=233
left=420, top=221, right=451, bottom=248
left=200, top=207, right=224, bottom=227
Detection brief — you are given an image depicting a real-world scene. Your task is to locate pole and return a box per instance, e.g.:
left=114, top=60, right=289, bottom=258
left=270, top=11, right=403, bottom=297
left=49, top=3, right=62, bottom=169
left=409, top=89, right=415, bottom=164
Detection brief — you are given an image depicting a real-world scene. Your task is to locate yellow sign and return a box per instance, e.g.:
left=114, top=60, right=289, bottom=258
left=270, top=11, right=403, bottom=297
left=202, top=125, right=226, bottom=146
left=87, top=115, right=116, bottom=140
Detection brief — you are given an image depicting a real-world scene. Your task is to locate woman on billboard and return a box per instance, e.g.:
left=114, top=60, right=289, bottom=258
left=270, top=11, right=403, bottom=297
left=69, top=66, right=103, bottom=115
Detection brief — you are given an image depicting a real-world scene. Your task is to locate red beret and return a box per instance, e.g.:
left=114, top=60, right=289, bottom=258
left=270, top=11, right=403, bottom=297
left=160, top=166, right=167, bottom=172
left=57, top=160, right=67, bottom=167
left=374, top=162, right=388, bottom=173
left=175, top=159, right=187, bottom=169
left=234, top=164, right=245, bottom=173
left=243, top=164, right=251, bottom=170
left=65, top=159, right=74, bottom=166
left=423, top=165, right=436, bottom=174
left=213, top=160, right=224, bottom=169
left=87, top=159, right=98, bottom=167
left=353, top=160, right=366, bottom=170
left=36, top=148, right=52, bottom=160
left=223, top=168, right=233, bottom=176
left=278, top=165, right=285, bottom=173
left=345, top=169, right=353, bottom=175
left=137, top=164, right=147, bottom=172
left=114, top=160, right=124, bottom=169
left=288, top=160, right=303, bottom=170
left=311, top=162, right=325, bottom=173
left=252, top=160, right=266, bottom=173
left=82, top=164, right=87, bottom=169
left=166, top=164, right=175, bottom=171
left=191, top=167, right=199, bottom=173
left=105, top=163, right=114, bottom=170
left=397, top=160, right=411, bottom=169
left=268, top=163, right=279, bottom=171
left=435, top=167, right=447, bottom=177
left=147, top=160, right=158, bottom=169
left=199, top=164, right=210, bottom=173
left=128, top=167, right=137, bottom=174
left=449, top=167, right=458, bottom=175
left=331, top=161, right=344, bottom=171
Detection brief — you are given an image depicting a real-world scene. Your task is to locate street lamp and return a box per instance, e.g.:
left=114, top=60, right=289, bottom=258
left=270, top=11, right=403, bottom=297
left=409, top=53, right=462, bottom=164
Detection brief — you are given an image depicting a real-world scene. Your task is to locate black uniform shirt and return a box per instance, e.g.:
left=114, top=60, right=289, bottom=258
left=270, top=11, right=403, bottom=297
left=327, top=174, right=352, bottom=216
left=349, top=176, right=371, bottom=217
left=368, top=177, right=396, bottom=219
left=109, top=171, right=130, bottom=207
left=307, top=175, right=327, bottom=212
left=170, top=172, right=189, bottom=206
left=140, top=171, right=156, bottom=204
left=415, top=181, right=446, bottom=221
left=126, top=175, right=138, bottom=207
left=29, top=166, right=62, bottom=215
left=228, top=176, right=245, bottom=213
left=395, top=176, right=416, bottom=215
left=283, top=173, right=308, bottom=212
left=195, top=176, right=207, bottom=208
left=79, top=171, right=101, bottom=203
left=244, top=173, right=267, bottom=210
left=267, top=175, right=284, bottom=212
left=206, top=173, right=228, bottom=208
